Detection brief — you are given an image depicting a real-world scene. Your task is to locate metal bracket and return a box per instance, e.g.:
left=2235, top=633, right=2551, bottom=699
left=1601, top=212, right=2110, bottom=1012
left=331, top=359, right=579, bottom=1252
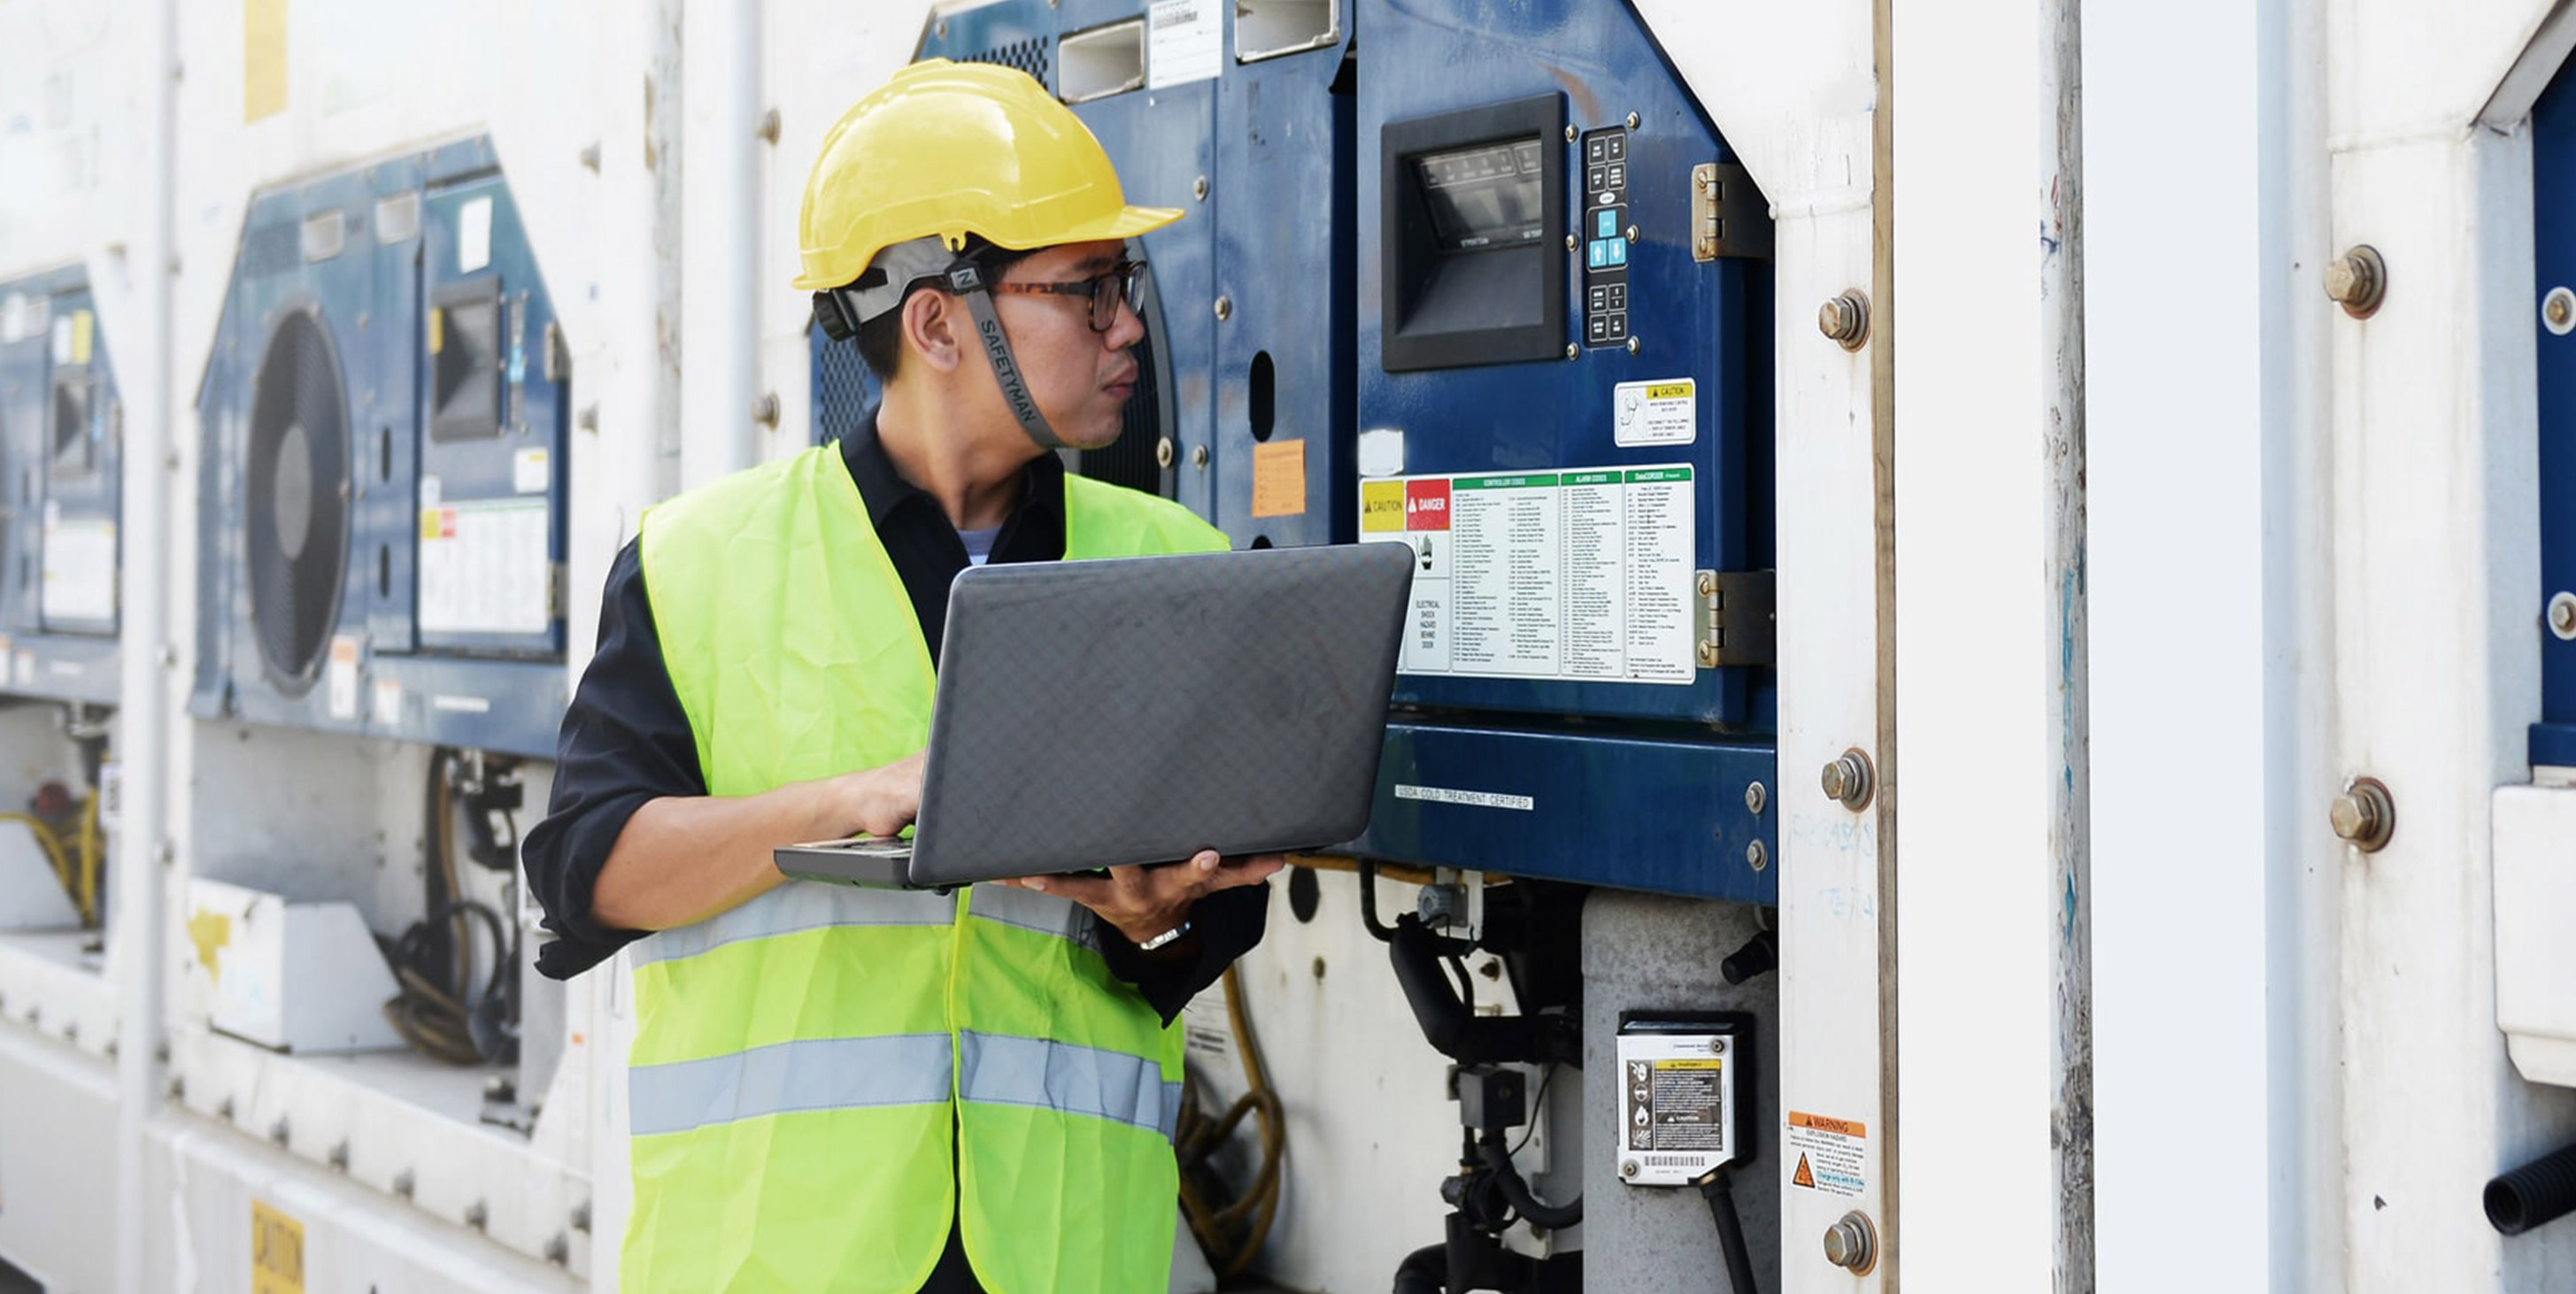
left=1697, top=569, right=1777, bottom=667
left=1692, top=162, right=1773, bottom=262
left=548, top=561, right=569, bottom=622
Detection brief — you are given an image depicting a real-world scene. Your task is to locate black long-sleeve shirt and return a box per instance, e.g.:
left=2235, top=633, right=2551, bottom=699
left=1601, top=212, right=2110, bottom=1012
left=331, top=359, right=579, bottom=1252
left=521, top=413, right=1267, bottom=1021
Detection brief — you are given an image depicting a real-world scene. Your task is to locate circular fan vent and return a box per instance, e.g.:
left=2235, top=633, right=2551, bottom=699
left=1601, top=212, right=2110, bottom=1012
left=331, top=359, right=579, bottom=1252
left=245, top=310, right=351, bottom=689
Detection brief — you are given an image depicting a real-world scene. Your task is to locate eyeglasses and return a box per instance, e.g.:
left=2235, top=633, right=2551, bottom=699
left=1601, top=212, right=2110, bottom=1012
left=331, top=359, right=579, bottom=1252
left=990, top=260, right=1149, bottom=333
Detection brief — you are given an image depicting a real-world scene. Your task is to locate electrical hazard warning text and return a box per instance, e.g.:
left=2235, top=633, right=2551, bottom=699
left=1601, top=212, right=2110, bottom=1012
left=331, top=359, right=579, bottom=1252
left=1786, top=1110, right=1868, bottom=1198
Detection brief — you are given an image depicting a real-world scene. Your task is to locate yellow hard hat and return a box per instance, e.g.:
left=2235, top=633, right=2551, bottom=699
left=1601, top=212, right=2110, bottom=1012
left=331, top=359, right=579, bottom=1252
left=793, top=58, right=1184, bottom=292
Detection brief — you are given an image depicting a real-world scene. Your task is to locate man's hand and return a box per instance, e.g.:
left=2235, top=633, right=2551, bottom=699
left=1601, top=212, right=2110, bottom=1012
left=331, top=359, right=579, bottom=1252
left=1004, top=851, right=1285, bottom=947
left=826, top=751, right=927, bottom=839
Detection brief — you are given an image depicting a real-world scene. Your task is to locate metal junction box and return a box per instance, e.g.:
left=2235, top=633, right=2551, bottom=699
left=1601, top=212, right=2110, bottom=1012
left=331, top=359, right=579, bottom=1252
left=192, top=137, right=570, bottom=758
left=0, top=266, right=124, bottom=706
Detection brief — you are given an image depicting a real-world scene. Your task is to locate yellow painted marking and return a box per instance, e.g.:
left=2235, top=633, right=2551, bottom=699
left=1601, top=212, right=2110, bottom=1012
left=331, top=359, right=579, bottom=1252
left=187, top=909, right=232, bottom=984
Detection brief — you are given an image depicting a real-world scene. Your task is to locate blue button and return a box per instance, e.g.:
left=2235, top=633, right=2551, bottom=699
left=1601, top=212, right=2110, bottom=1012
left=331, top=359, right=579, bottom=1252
left=1587, top=241, right=1607, bottom=269
left=1596, top=210, right=1617, bottom=238
left=1607, top=238, right=1627, bottom=266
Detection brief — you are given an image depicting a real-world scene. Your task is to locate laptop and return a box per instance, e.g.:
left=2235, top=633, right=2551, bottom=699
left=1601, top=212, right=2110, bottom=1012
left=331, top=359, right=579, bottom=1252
left=773, top=542, right=1415, bottom=890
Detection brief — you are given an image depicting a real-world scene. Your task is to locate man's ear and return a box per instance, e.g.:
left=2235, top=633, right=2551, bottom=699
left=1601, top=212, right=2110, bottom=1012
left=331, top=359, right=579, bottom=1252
left=901, top=288, right=965, bottom=374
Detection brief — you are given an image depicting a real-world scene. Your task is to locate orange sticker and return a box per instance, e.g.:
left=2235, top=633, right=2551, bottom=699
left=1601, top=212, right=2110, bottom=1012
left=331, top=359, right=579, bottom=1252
left=1789, top=1111, right=1867, bottom=1137
left=1251, top=440, right=1307, bottom=519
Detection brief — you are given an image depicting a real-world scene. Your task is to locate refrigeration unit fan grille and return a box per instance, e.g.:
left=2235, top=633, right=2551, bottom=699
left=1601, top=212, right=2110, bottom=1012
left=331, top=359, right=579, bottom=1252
left=245, top=310, right=351, bottom=688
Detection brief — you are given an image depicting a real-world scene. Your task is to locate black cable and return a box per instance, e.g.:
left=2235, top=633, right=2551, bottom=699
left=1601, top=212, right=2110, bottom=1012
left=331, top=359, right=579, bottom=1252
left=1698, top=1167, right=1761, bottom=1294
left=1477, top=1135, right=1581, bottom=1229
left=1507, top=1065, right=1557, bottom=1156
left=1359, top=859, right=1398, bottom=943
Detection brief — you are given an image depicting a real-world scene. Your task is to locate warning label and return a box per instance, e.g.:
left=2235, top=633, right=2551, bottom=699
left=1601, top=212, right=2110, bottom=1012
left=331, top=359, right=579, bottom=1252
left=1360, top=464, right=1696, bottom=686
left=1614, top=379, right=1697, bottom=447
left=1785, top=1111, right=1868, bottom=1198
left=1615, top=1030, right=1735, bottom=1187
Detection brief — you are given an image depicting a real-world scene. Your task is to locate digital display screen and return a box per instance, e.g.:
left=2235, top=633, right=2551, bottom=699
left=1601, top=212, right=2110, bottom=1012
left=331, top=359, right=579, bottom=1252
left=1415, top=138, right=1546, bottom=252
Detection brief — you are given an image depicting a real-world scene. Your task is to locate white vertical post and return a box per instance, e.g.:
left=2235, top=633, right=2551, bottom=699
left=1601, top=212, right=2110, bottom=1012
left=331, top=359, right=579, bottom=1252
left=1889, top=0, right=2058, bottom=1288
left=680, top=0, right=763, bottom=489
left=111, top=3, right=179, bottom=1291
left=2085, top=0, right=2314, bottom=1287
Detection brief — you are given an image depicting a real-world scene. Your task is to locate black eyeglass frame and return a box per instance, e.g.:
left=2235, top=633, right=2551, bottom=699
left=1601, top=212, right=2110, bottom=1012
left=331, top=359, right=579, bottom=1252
left=987, top=260, right=1150, bottom=333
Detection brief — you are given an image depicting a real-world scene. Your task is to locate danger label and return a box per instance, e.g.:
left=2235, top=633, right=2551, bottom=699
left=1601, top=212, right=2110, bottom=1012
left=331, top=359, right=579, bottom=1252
left=1786, top=1110, right=1868, bottom=1198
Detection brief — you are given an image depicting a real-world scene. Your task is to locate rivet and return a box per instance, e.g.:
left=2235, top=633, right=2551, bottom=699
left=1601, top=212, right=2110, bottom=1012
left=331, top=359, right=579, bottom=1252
left=1620, top=1159, right=1641, bottom=1178
left=1626, top=335, right=1640, bottom=355
left=1192, top=445, right=1210, bottom=468
left=1193, top=176, right=1209, bottom=202
left=1625, top=225, right=1639, bottom=242
left=1564, top=343, right=1579, bottom=361
left=1565, top=234, right=1578, bottom=252
left=1564, top=125, right=1577, bottom=142
left=1625, top=112, right=1641, bottom=130
left=1214, top=295, right=1232, bottom=320
left=1155, top=437, right=1176, bottom=469
left=2548, top=591, right=2576, bottom=641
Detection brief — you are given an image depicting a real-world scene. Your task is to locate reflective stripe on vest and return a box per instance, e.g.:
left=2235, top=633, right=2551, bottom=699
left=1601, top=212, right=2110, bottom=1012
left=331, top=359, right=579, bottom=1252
left=629, top=445, right=1228, bottom=1294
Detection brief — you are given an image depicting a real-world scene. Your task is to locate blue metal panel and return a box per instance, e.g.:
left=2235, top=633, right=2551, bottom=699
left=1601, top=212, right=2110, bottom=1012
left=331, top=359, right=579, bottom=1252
left=1357, top=0, right=1767, bottom=732
left=2534, top=61, right=2576, bottom=766
left=1348, top=721, right=1778, bottom=904
left=192, top=137, right=567, bottom=758
left=0, top=266, right=124, bottom=706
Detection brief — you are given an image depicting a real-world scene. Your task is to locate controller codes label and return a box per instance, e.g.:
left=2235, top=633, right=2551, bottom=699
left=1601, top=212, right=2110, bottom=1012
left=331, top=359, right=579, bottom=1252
left=1359, top=465, right=1695, bottom=685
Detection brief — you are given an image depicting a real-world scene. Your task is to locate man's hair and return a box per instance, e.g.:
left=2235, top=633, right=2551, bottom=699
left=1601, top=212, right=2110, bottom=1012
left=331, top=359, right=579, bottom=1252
left=851, top=238, right=1038, bottom=382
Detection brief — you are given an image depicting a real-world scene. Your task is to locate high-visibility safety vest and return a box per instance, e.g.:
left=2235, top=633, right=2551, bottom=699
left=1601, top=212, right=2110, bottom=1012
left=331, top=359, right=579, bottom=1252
left=628, top=443, right=1228, bottom=1292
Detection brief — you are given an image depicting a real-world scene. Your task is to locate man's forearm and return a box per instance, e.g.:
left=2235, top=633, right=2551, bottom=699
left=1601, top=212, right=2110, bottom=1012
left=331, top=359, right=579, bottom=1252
left=589, top=780, right=845, bottom=932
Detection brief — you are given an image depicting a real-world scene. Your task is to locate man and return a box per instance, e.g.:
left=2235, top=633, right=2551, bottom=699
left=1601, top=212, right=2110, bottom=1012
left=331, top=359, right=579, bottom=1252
left=522, top=59, right=1282, bottom=1294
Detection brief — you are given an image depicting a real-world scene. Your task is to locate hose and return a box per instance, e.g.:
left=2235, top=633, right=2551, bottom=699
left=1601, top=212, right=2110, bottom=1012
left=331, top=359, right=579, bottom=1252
left=76, top=792, right=102, bottom=926
left=1392, top=1243, right=1446, bottom=1294
left=382, top=749, right=521, bottom=1066
left=1359, top=859, right=1398, bottom=943
left=2487, top=1143, right=2576, bottom=1236
left=1698, top=1166, right=1762, bottom=1293
left=1476, top=1135, right=1581, bottom=1229
left=1175, top=965, right=1286, bottom=1277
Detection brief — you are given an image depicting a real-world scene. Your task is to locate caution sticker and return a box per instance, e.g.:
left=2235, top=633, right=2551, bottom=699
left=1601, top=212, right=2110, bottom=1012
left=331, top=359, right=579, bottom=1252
left=252, top=1199, right=305, bottom=1294
left=1613, top=378, right=1695, bottom=447
left=1786, top=1110, right=1868, bottom=1198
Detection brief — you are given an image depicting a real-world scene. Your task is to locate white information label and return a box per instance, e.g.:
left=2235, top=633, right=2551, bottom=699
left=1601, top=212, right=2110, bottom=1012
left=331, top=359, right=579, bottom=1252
left=1616, top=1029, right=1738, bottom=1187
left=372, top=677, right=403, bottom=728
left=1613, top=379, right=1697, bottom=447
left=1146, top=0, right=1222, bottom=89
left=513, top=447, right=551, bottom=495
left=40, top=516, right=117, bottom=624
left=418, top=498, right=552, bottom=636
left=1358, top=427, right=1407, bottom=478
left=1393, top=783, right=1535, bottom=812
left=1785, top=1111, right=1869, bottom=1198
left=459, top=196, right=494, bottom=274
left=1359, top=465, right=1697, bottom=685
left=50, top=314, right=73, bottom=365
left=96, top=760, right=121, bottom=835
left=326, top=635, right=360, bottom=720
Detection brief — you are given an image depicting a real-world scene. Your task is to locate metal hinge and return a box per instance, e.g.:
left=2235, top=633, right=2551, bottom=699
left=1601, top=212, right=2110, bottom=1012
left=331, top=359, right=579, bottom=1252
left=1692, top=162, right=1773, bottom=262
left=1696, top=569, right=1776, bottom=668
left=549, top=561, right=569, bottom=621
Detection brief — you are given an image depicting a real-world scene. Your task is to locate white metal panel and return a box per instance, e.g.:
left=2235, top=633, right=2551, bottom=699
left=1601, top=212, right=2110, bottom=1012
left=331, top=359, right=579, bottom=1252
left=0, top=933, right=115, bottom=1062
left=148, top=1115, right=582, bottom=1293
left=1888, top=1, right=2057, bottom=1290
left=1633, top=6, right=1892, bottom=1290
left=0, top=1025, right=119, bottom=1294
left=2324, top=42, right=2576, bottom=1282
left=2494, top=784, right=2576, bottom=1086
left=0, top=0, right=122, bottom=278
left=180, top=879, right=401, bottom=1055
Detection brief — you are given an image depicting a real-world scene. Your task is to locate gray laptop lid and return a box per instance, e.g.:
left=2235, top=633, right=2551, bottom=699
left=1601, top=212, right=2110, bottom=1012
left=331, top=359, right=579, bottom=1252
left=905, top=543, right=1414, bottom=886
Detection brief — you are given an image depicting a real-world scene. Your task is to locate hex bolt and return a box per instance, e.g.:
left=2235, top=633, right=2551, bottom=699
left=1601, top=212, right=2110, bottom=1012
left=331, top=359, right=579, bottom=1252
left=1824, top=1211, right=1878, bottom=1274
left=546, top=1233, right=572, bottom=1266
left=329, top=1141, right=351, bottom=1172
left=2546, top=288, right=2576, bottom=337
left=1155, top=437, right=1176, bottom=470
left=1818, top=291, right=1870, bottom=350
left=166, top=1075, right=185, bottom=1101
left=752, top=393, right=781, bottom=428
left=2325, top=245, right=2387, bottom=319
left=2330, top=776, right=2395, bottom=852
left=269, top=1117, right=290, bottom=1146
left=1213, top=295, right=1232, bottom=321
left=571, top=1201, right=594, bottom=1233
left=393, top=1169, right=416, bottom=1199
left=1746, top=782, right=1769, bottom=815
left=577, top=404, right=600, bottom=433
left=466, top=1199, right=490, bottom=1232
left=1192, top=175, right=1209, bottom=202
left=1746, top=840, right=1769, bottom=872
left=217, top=1096, right=234, bottom=1121
left=756, top=108, right=781, bottom=144
left=1821, top=748, right=1875, bottom=812
left=2549, top=591, right=2576, bottom=642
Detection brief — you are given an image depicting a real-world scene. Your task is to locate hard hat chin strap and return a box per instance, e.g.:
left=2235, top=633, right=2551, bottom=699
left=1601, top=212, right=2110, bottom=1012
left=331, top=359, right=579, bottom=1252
left=945, top=261, right=1068, bottom=452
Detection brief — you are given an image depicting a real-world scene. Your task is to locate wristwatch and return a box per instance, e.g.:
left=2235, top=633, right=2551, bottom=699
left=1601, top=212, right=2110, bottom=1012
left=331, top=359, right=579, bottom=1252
left=1137, top=920, right=1193, bottom=952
